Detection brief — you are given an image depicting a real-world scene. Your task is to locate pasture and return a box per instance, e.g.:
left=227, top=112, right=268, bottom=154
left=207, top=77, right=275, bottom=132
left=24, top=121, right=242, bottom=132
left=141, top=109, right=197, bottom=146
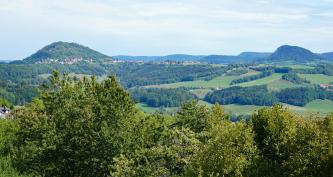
left=136, top=99, right=333, bottom=116
left=298, top=74, right=333, bottom=85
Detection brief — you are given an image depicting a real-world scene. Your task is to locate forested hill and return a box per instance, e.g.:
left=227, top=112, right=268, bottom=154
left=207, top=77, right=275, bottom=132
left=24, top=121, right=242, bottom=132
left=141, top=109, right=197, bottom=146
left=321, top=52, right=333, bottom=60
left=20, top=41, right=112, bottom=64
left=268, top=45, right=322, bottom=62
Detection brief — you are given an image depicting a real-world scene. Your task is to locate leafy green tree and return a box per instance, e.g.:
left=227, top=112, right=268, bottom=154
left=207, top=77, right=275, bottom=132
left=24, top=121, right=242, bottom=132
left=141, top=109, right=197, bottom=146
left=0, top=117, right=29, bottom=177
left=175, top=101, right=210, bottom=134
left=0, top=156, right=30, bottom=177
left=207, top=103, right=229, bottom=129
left=111, top=114, right=200, bottom=177
left=187, top=121, right=258, bottom=177
left=251, top=105, right=297, bottom=164
left=12, top=72, right=140, bottom=177
left=282, top=115, right=333, bottom=177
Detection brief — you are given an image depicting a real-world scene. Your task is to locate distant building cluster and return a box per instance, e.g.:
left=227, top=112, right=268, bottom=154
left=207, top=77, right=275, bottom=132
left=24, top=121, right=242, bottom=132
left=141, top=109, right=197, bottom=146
left=35, top=58, right=94, bottom=64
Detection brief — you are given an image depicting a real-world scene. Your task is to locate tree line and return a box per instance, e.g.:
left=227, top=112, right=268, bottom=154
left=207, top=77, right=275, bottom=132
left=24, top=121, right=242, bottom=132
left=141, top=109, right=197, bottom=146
left=130, top=87, right=197, bottom=107
left=230, top=70, right=273, bottom=85
left=205, top=85, right=333, bottom=107
left=281, top=72, right=310, bottom=84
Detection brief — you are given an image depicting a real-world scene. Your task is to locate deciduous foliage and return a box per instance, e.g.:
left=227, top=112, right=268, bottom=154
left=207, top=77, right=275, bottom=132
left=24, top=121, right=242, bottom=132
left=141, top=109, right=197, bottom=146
left=187, top=121, right=258, bottom=177
left=281, top=72, right=310, bottom=84
left=12, top=72, right=139, bottom=177
left=252, top=105, right=297, bottom=164
left=205, top=86, right=278, bottom=106
left=277, top=86, right=333, bottom=106
left=283, top=115, right=333, bottom=177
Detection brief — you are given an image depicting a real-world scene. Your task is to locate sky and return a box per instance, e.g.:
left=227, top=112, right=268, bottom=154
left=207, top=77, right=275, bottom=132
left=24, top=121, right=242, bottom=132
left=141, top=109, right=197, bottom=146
left=1, top=0, right=333, bottom=60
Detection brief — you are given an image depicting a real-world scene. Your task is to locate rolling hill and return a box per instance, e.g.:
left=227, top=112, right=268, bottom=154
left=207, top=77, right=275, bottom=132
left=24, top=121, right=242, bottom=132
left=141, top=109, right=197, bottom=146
left=268, top=45, right=322, bottom=62
left=199, top=52, right=271, bottom=64
left=113, top=46, right=329, bottom=64
left=199, top=55, right=243, bottom=64
left=238, top=52, right=271, bottom=60
left=321, top=52, right=333, bottom=60
left=21, top=41, right=112, bottom=64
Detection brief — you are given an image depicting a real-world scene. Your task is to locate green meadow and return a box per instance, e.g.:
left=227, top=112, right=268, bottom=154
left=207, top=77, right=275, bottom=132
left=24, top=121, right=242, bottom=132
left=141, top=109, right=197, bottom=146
left=148, top=72, right=302, bottom=91
left=147, top=75, right=239, bottom=89
left=298, top=74, right=333, bottom=85
left=136, top=99, right=333, bottom=116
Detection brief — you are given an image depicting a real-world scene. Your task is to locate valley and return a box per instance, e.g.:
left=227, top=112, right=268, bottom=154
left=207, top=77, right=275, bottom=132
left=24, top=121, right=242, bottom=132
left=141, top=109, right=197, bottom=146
left=2, top=1, right=333, bottom=176
left=1, top=42, right=333, bottom=117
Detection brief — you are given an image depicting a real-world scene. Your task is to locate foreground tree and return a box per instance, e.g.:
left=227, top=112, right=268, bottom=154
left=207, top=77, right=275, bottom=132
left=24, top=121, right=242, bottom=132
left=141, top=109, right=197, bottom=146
left=283, top=114, right=333, bottom=177
left=12, top=72, right=140, bottom=177
left=186, top=121, right=258, bottom=177
left=251, top=105, right=297, bottom=164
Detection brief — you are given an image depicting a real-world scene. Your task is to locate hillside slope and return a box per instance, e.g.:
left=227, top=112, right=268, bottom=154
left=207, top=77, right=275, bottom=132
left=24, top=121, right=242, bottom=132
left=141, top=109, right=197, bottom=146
left=321, top=52, right=333, bottom=60
left=22, top=41, right=111, bottom=64
left=268, top=45, right=321, bottom=62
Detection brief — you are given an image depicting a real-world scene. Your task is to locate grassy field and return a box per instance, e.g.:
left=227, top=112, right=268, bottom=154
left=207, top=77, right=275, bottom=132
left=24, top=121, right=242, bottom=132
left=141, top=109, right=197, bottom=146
left=304, top=100, right=333, bottom=114
left=222, top=100, right=333, bottom=116
left=136, top=99, right=333, bottom=116
left=148, top=72, right=305, bottom=91
left=136, top=103, right=159, bottom=114
left=147, top=71, right=288, bottom=89
left=237, top=73, right=283, bottom=87
left=266, top=79, right=302, bottom=91
left=276, top=64, right=315, bottom=69
left=147, top=75, right=239, bottom=89
left=298, top=74, right=333, bottom=85
left=135, top=103, right=178, bottom=114
left=223, top=104, right=265, bottom=116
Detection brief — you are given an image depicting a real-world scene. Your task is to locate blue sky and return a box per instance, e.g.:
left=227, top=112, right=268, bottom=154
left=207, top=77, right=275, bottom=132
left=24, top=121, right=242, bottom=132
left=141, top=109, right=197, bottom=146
left=0, top=0, right=333, bottom=60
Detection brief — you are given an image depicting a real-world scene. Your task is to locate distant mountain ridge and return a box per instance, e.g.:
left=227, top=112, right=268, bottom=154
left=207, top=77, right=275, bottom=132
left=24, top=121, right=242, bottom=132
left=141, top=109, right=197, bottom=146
left=114, top=53, right=270, bottom=63
left=22, top=41, right=112, bottom=64
left=199, top=52, right=272, bottom=64
left=238, top=52, right=272, bottom=60
left=8, top=41, right=333, bottom=64
left=113, top=54, right=205, bottom=62
left=199, top=55, right=241, bottom=64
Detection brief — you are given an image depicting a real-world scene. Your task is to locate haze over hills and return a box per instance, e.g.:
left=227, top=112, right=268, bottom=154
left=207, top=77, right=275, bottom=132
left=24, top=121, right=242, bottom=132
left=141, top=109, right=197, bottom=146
left=21, top=41, right=112, bottom=64
left=9, top=41, right=333, bottom=64
left=112, top=54, right=205, bottom=62
left=114, top=46, right=332, bottom=63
